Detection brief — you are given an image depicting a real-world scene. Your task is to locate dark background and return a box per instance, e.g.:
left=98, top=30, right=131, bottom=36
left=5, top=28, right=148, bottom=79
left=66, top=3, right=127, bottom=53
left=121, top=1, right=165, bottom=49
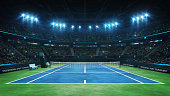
left=0, top=0, right=170, bottom=25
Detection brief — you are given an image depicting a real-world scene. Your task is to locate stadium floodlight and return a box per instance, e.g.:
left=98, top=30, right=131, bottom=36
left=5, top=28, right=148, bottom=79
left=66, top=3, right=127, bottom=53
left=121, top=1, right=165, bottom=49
left=115, top=22, right=118, bottom=25
left=51, top=22, right=55, bottom=26
left=63, top=24, right=66, bottom=27
left=59, top=24, right=62, bottom=27
left=26, top=15, right=30, bottom=19
left=31, top=17, right=34, bottom=20
left=108, top=24, right=111, bottom=27
left=131, top=12, right=149, bottom=23
left=96, top=25, right=99, bottom=28
left=89, top=25, right=92, bottom=29
left=104, top=24, right=107, bottom=28
left=34, top=18, right=38, bottom=22
left=145, top=13, right=149, bottom=17
left=136, top=17, right=140, bottom=20
left=71, top=25, right=75, bottom=29
left=132, top=17, right=136, bottom=21
left=21, top=13, right=25, bottom=17
left=20, top=13, right=39, bottom=23
left=79, top=26, right=81, bottom=29
left=51, top=44, right=55, bottom=46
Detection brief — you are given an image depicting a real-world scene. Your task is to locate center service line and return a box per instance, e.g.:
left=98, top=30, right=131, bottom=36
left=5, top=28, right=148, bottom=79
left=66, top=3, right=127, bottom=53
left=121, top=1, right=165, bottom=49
left=84, top=80, right=86, bottom=84
left=84, top=64, right=86, bottom=73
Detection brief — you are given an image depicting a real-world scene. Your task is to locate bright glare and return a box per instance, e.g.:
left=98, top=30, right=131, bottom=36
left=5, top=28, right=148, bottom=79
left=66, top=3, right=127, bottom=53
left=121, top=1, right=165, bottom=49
left=79, top=26, right=81, bottom=29
left=131, top=13, right=150, bottom=23
left=21, top=14, right=25, bottom=17
left=31, top=17, right=34, bottom=20
left=20, top=13, right=39, bottom=23
left=63, top=24, right=66, bottom=27
left=34, top=18, right=38, bottom=21
left=51, top=22, right=55, bottom=25
left=115, top=22, right=118, bottom=25
left=71, top=25, right=74, bottom=28
left=136, top=17, right=140, bottom=20
left=145, top=13, right=149, bottom=17
left=26, top=15, right=30, bottom=19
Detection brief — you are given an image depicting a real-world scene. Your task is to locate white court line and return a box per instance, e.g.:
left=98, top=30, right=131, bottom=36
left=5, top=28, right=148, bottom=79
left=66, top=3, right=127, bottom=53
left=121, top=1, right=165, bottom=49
left=114, top=66, right=164, bottom=84
left=40, top=72, right=118, bottom=73
left=8, top=83, right=163, bottom=84
left=6, top=64, right=67, bottom=84
left=26, top=65, right=70, bottom=84
left=84, top=80, right=86, bottom=84
left=8, top=64, right=164, bottom=84
left=101, top=65, right=144, bottom=84
left=84, top=64, right=86, bottom=73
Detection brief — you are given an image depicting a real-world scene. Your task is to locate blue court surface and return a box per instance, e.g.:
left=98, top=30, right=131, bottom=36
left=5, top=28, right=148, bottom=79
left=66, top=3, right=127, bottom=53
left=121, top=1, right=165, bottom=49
left=7, top=64, right=163, bottom=84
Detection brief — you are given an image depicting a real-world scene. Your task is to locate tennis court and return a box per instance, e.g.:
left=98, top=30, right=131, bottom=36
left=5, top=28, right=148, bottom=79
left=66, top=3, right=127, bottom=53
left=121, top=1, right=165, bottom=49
left=7, top=62, right=164, bottom=84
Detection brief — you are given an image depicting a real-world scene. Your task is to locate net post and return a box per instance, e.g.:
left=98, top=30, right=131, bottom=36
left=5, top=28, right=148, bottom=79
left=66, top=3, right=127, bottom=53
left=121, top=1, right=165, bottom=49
left=118, top=61, right=121, bottom=68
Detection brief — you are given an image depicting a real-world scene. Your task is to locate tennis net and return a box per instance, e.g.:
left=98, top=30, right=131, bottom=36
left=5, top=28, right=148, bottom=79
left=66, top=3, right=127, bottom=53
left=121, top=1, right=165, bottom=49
left=50, top=61, right=121, bottom=68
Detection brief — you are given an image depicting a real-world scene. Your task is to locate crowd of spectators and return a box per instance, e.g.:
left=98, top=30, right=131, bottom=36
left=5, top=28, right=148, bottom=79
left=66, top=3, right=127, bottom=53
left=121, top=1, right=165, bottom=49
left=0, top=41, right=27, bottom=64
left=131, top=41, right=169, bottom=64
left=0, top=38, right=169, bottom=64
